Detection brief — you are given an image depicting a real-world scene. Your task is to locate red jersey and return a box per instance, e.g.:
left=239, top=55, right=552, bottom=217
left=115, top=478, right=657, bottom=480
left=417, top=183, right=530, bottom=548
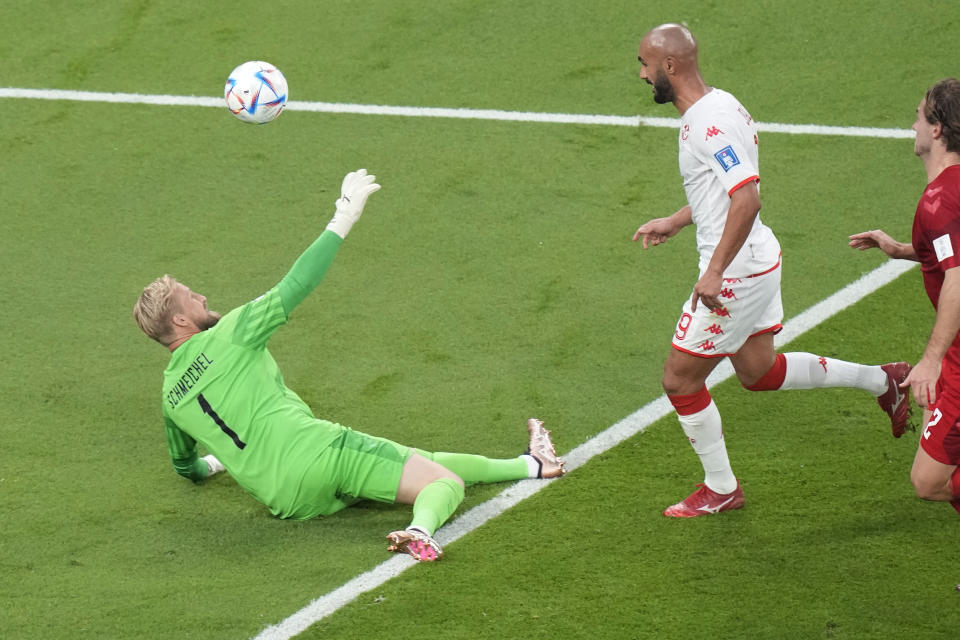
left=912, top=163, right=960, bottom=377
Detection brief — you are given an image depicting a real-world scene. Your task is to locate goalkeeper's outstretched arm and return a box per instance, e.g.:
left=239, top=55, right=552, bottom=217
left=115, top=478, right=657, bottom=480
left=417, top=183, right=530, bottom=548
left=277, top=169, right=381, bottom=317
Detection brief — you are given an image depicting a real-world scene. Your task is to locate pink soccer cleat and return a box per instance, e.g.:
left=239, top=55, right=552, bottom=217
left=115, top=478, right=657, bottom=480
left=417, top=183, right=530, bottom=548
left=877, top=362, right=911, bottom=438
left=663, top=482, right=744, bottom=518
left=386, top=528, right=443, bottom=562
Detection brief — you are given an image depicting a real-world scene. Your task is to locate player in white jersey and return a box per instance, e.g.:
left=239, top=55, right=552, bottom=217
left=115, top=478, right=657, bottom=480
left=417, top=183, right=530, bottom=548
left=679, top=88, right=780, bottom=279
left=632, top=23, right=911, bottom=517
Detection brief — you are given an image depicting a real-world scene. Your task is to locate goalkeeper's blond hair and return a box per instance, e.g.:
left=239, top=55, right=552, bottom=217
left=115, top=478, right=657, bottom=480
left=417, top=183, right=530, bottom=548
left=133, top=275, right=180, bottom=345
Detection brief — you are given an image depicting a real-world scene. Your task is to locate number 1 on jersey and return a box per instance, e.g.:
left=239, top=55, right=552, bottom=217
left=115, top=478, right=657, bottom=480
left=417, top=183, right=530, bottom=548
left=197, top=393, right=247, bottom=450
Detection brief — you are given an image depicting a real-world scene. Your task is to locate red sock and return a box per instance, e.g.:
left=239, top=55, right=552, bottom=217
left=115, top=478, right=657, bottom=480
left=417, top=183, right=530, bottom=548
left=668, top=386, right=713, bottom=415
left=744, top=353, right=787, bottom=391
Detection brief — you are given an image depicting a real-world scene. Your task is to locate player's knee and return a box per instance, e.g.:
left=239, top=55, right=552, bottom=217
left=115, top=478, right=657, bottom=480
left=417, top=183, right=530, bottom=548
left=911, top=479, right=938, bottom=500
left=434, top=464, right=465, bottom=489
left=910, top=469, right=942, bottom=501
left=661, top=373, right=677, bottom=395
left=661, top=369, right=699, bottom=396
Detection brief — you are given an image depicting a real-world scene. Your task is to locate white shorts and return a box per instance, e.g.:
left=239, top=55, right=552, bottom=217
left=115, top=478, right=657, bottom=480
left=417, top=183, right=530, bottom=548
left=671, top=261, right=783, bottom=358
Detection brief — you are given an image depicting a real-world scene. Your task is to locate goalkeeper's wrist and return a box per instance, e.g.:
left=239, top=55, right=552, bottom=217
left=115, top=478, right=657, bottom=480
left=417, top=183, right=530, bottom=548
left=325, top=213, right=355, bottom=239
left=201, top=454, right=225, bottom=477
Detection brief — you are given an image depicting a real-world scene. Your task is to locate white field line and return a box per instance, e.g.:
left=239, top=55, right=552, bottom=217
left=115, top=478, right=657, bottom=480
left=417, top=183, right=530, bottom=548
left=252, top=257, right=916, bottom=640
left=0, top=87, right=914, bottom=138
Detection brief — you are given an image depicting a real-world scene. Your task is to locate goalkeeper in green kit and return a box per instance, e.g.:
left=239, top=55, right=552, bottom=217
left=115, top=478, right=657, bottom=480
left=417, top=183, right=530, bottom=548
left=133, top=169, right=565, bottom=562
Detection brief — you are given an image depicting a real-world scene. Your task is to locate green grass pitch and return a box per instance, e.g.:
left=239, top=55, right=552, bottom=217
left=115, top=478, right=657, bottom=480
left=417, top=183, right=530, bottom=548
left=1, top=1, right=958, bottom=638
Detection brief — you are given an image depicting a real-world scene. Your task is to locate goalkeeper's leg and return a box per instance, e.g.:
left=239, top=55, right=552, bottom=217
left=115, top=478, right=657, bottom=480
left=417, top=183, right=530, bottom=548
left=412, top=449, right=532, bottom=486
left=386, top=446, right=547, bottom=561
left=386, top=454, right=463, bottom=561
left=412, top=418, right=567, bottom=483
left=386, top=420, right=567, bottom=561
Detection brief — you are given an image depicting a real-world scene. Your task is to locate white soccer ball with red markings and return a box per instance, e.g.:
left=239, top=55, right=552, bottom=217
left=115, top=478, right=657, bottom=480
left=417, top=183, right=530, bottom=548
left=224, top=61, right=288, bottom=124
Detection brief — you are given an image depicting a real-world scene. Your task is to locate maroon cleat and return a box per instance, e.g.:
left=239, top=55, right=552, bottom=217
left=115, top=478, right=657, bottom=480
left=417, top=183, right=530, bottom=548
left=663, top=482, right=744, bottom=518
left=878, top=362, right=911, bottom=438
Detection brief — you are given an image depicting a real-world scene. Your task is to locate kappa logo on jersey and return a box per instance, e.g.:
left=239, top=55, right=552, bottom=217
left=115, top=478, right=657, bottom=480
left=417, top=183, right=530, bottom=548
left=681, top=124, right=690, bottom=141
left=704, top=324, right=724, bottom=335
left=705, top=126, right=724, bottom=140
left=713, top=145, right=740, bottom=172
left=738, top=106, right=753, bottom=125
left=711, top=306, right=731, bottom=318
left=698, top=340, right=717, bottom=351
left=818, top=356, right=828, bottom=372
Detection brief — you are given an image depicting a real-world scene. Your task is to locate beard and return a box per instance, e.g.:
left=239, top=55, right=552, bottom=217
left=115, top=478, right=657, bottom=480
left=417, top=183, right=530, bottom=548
left=197, top=311, right=222, bottom=331
left=651, top=71, right=675, bottom=104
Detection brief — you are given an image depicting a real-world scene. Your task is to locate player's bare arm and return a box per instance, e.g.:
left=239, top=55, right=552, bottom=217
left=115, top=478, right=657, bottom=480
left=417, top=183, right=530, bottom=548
left=691, top=182, right=761, bottom=312
left=906, top=267, right=960, bottom=407
left=848, top=229, right=919, bottom=260
left=632, top=204, right=692, bottom=248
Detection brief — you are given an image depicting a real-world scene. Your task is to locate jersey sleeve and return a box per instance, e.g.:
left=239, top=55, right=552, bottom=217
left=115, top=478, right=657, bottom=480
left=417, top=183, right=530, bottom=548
left=916, top=177, right=960, bottom=273
left=164, top=414, right=208, bottom=482
left=689, top=116, right=759, bottom=196
left=215, top=229, right=344, bottom=350
left=228, top=288, right=289, bottom=349
left=276, top=229, right=343, bottom=315
left=929, top=232, right=960, bottom=272
left=924, top=207, right=960, bottom=272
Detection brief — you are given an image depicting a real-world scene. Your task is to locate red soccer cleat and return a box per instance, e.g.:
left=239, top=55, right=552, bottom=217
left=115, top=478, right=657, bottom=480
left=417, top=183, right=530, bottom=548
left=663, top=482, right=744, bottom=518
left=877, top=362, right=911, bottom=438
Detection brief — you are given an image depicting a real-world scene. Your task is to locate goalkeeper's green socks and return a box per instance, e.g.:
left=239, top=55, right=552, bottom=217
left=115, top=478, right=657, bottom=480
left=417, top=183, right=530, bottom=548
left=408, top=477, right=465, bottom=535
left=415, top=450, right=533, bottom=486
left=406, top=452, right=539, bottom=534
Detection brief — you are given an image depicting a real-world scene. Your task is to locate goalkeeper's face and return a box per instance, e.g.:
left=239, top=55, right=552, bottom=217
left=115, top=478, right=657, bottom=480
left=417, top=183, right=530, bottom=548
left=174, top=283, right=221, bottom=332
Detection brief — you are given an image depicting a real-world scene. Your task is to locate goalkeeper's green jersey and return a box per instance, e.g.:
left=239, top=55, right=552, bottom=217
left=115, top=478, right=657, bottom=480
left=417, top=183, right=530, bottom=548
left=161, top=230, right=347, bottom=518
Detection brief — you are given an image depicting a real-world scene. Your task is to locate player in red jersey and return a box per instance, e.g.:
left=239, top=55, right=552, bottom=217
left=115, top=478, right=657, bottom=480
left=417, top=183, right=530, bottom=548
left=850, top=78, right=960, bottom=516
left=634, top=23, right=911, bottom=518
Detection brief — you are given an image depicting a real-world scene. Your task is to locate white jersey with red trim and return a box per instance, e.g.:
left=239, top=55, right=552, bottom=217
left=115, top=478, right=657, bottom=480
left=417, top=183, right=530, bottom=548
left=678, top=88, right=780, bottom=277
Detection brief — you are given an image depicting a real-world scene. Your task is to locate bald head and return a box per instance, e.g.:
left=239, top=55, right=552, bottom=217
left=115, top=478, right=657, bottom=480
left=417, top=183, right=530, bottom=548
left=637, top=23, right=706, bottom=112
left=642, top=23, right=698, bottom=64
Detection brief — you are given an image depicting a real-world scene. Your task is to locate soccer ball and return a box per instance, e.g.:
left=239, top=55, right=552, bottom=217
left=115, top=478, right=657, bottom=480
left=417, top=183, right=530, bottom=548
left=224, top=61, right=288, bottom=124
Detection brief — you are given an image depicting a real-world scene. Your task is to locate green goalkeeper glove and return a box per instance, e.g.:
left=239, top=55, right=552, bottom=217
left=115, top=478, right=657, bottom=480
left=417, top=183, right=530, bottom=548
left=325, top=168, right=381, bottom=239
left=201, top=454, right=226, bottom=477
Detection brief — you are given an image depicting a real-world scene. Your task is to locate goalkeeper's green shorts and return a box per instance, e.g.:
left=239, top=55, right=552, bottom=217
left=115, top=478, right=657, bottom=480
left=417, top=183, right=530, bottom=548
left=286, top=427, right=412, bottom=519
